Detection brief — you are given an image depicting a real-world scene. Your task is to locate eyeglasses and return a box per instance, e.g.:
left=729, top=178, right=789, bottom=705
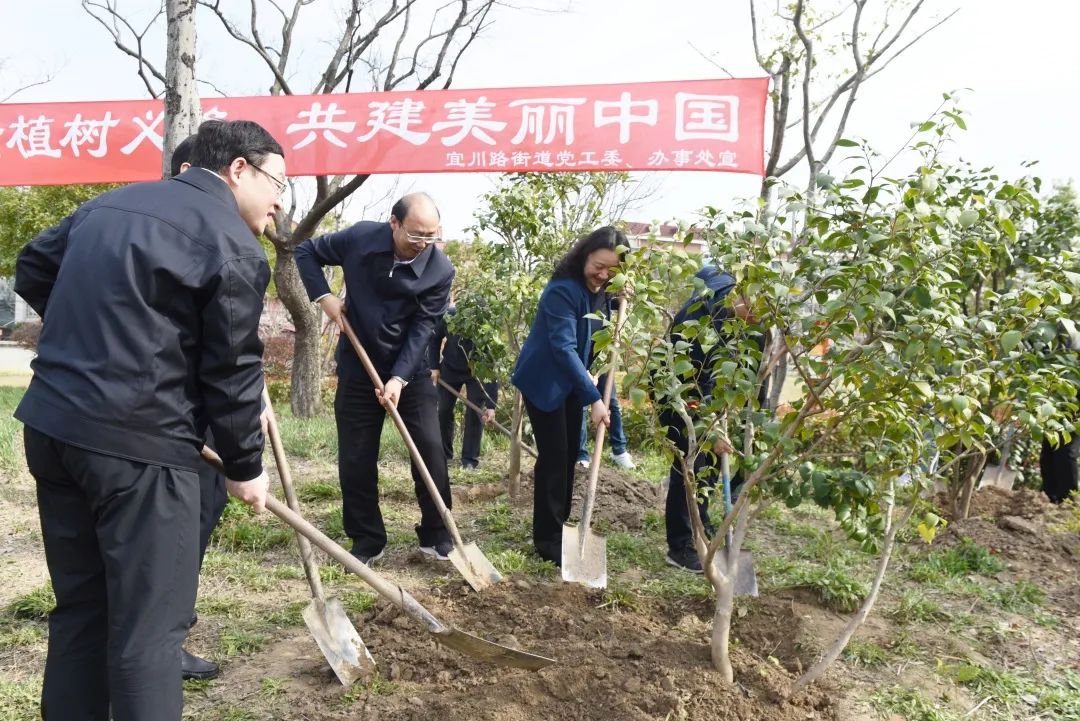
left=404, top=232, right=442, bottom=246
left=250, top=163, right=287, bottom=198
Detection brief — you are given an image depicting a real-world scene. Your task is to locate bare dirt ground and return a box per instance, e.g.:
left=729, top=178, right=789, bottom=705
left=2, top=425, right=1078, bottom=721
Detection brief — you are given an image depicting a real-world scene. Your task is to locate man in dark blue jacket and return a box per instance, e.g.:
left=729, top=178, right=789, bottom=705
left=294, top=192, right=454, bottom=565
left=430, top=305, right=499, bottom=470
left=14, top=119, right=281, bottom=721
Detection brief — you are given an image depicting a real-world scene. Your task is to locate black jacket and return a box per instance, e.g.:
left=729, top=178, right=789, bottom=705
left=294, top=221, right=453, bottom=382
left=429, top=309, right=498, bottom=407
left=14, top=169, right=270, bottom=481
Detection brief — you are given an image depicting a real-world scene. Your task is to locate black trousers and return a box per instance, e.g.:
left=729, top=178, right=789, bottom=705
left=1041, top=432, right=1080, bottom=503
left=335, top=374, right=451, bottom=556
left=661, top=408, right=733, bottom=552
left=25, top=427, right=200, bottom=721
left=524, top=396, right=582, bottom=561
left=437, top=375, right=488, bottom=467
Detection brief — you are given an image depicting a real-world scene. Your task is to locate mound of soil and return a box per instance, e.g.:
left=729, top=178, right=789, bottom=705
left=959, top=486, right=1055, bottom=521
left=214, top=580, right=839, bottom=721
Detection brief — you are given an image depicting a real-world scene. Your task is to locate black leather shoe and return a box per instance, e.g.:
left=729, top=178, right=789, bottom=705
left=189, top=613, right=198, bottom=629
left=181, top=648, right=220, bottom=680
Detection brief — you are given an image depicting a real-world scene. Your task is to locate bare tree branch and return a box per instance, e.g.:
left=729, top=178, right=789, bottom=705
left=82, top=0, right=167, bottom=98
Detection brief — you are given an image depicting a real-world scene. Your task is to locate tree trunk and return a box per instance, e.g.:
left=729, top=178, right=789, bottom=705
left=162, top=0, right=199, bottom=177
left=956, top=452, right=986, bottom=521
left=274, top=248, right=324, bottom=417
left=710, top=575, right=735, bottom=683
left=507, top=389, right=524, bottom=503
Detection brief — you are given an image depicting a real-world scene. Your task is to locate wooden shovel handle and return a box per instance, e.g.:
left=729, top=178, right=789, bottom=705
left=260, top=387, right=328, bottom=604
left=436, top=378, right=538, bottom=459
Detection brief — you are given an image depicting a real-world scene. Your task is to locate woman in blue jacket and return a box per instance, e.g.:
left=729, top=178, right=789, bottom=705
left=512, top=226, right=624, bottom=565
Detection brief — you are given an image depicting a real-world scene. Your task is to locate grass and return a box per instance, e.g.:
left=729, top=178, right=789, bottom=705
left=0, top=621, right=46, bottom=650
left=6, top=584, right=54, bottom=621
left=341, top=673, right=400, bottom=704
left=0, top=387, right=25, bottom=478
left=937, top=661, right=1080, bottom=720
left=259, top=677, right=287, bottom=700
left=211, top=499, right=293, bottom=552
left=0, top=676, right=42, bottom=721
left=485, top=547, right=556, bottom=577
left=218, top=627, right=269, bottom=657
left=342, top=590, right=378, bottom=615
left=907, top=538, right=1005, bottom=582
left=889, top=590, right=948, bottom=625
left=841, top=636, right=889, bottom=667
left=598, top=585, right=640, bottom=612
left=297, top=481, right=341, bottom=502
left=265, top=600, right=308, bottom=627
left=870, top=686, right=962, bottom=721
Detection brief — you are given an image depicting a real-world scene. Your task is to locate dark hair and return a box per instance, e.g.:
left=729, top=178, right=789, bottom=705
left=187, top=120, right=285, bottom=173
left=168, top=135, right=196, bottom=177
left=391, top=192, right=441, bottom=223
left=551, top=225, right=625, bottom=283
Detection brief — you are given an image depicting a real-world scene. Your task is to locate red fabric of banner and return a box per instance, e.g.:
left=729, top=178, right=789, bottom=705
left=0, top=78, right=768, bottom=186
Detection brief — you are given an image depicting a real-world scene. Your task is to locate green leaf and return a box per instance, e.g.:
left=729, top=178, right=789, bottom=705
left=835, top=138, right=859, bottom=147
left=999, top=217, right=1017, bottom=241
left=1000, top=330, right=1022, bottom=353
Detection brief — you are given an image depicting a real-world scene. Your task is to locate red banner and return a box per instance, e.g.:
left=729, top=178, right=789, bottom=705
left=0, top=78, right=768, bottom=186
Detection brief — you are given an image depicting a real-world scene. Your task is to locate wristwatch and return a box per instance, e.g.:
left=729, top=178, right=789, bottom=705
left=391, top=375, right=409, bottom=387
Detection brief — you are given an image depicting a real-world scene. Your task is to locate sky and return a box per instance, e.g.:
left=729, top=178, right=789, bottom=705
left=1, top=0, right=1078, bottom=238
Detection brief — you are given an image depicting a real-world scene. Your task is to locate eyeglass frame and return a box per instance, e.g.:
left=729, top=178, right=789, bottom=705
left=403, top=231, right=442, bottom=246
left=248, top=162, right=288, bottom=198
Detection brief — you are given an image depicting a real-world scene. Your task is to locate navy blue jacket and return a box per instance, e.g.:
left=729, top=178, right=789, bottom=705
left=512, top=277, right=602, bottom=412
left=14, top=169, right=269, bottom=480
left=294, top=221, right=453, bottom=382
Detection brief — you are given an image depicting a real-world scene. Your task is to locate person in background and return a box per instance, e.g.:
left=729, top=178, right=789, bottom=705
left=511, top=226, right=623, bottom=565
left=14, top=119, right=280, bottom=721
left=577, top=293, right=635, bottom=470
left=294, top=193, right=455, bottom=566
left=431, top=303, right=498, bottom=470
left=659, top=266, right=757, bottom=574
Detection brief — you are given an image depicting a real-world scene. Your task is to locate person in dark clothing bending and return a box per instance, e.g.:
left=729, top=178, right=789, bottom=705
left=431, top=305, right=498, bottom=469
left=14, top=119, right=280, bottom=721
left=512, top=226, right=623, bottom=565
left=294, top=192, right=455, bottom=565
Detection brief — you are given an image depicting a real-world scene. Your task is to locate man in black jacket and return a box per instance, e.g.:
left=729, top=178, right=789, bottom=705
left=15, top=119, right=281, bottom=721
left=430, top=304, right=498, bottom=469
left=294, top=192, right=454, bottom=565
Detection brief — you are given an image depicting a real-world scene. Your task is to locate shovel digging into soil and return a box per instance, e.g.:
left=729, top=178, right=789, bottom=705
left=340, top=317, right=502, bottom=593
left=201, top=446, right=554, bottom=671
left=562, top=296, right=628, bottom=589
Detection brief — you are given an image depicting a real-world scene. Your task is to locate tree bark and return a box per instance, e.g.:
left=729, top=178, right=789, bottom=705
left=274, top=248, right=323, bottom=417
left=710, top=575, right=735, bottom=683
left=162, top=0, right=199, bottom=177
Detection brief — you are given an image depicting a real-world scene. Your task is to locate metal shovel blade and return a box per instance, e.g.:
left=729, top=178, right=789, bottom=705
left=560, top=523, right=607, bottom=589
left=302, top=598, right=377, bottom=686
left=449, top=543, right=503, bottom=592
left=730, top=550, right=759, bottom=598
left=433, top=627, right=555, bottom=670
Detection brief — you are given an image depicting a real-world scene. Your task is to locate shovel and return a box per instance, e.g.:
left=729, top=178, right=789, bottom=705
left=201, top=448, right=553, bottom=670
left=260, top=389, right=376, bottom=685
left=718, top=450, right=758, bottom=597
left=436, top=377, right=538, bottom=459
left=562, top=296, right=628, bottom=588
left=339, top=317, right=501, bottom=592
